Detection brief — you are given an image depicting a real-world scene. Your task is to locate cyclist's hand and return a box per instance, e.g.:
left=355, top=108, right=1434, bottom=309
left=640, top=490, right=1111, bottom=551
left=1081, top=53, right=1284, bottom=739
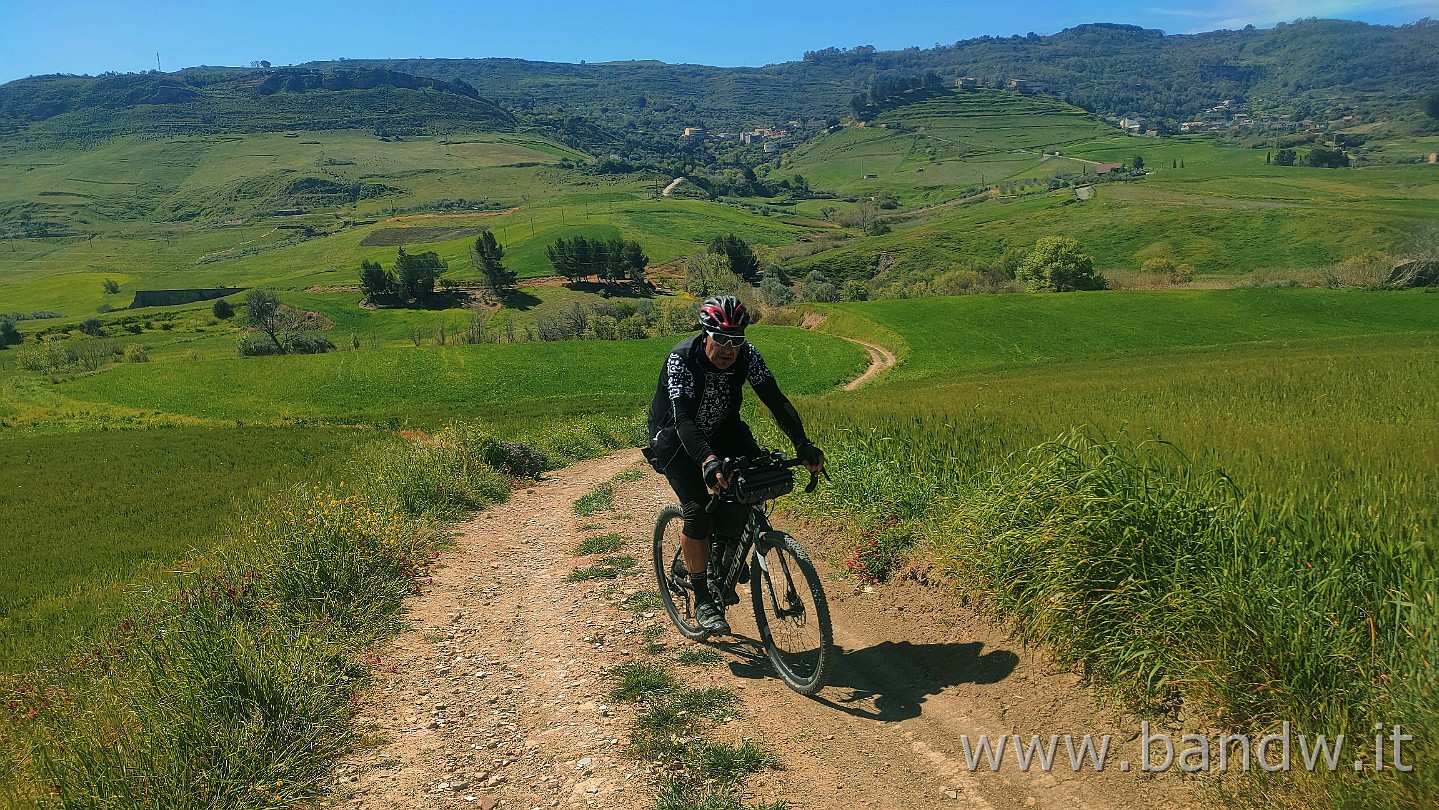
left=702, top=457, right=730, bottom=492
left=798, top=442, right=825, bottom=474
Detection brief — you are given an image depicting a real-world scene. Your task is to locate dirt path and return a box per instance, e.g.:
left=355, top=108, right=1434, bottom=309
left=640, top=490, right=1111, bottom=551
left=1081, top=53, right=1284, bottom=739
left=799, top=312, right=898, bottom=390
left=330, top=453, right=1207, bottom=810
left=843, top=339, right=897, bottom=391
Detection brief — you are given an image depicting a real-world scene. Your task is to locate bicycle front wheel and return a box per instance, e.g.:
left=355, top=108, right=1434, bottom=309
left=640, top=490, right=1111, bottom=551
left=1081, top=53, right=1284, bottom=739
left=750, top=532, right=834, bottom=695
left=653, top=505, right=709, bottom=641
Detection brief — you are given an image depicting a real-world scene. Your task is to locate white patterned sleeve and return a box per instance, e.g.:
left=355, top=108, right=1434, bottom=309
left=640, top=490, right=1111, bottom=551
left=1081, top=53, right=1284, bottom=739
left=666, top=353, right=695, bottom=400
left=745, top=344, right=775, bottom=387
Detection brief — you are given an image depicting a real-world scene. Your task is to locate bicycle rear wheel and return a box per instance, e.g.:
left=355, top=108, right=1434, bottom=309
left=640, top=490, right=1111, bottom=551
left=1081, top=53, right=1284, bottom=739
left=750, top=532, right=833, bottom=695
left=653, top=505, right=709, bottom=640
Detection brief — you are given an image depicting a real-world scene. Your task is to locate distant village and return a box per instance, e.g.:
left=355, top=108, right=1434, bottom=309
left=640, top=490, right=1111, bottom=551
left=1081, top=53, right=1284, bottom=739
left=681, top=121, right=830, bottom=153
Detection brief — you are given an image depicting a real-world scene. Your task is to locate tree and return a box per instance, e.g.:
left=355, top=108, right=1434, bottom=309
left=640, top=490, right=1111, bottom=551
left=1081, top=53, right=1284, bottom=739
left=1304, top=146, right=1349, bottom=168
left=0, top=317, right=20, bottom=348
left=393, top=248, right=447, bottom=301
left=1275, top=148, right=1297, bottom=166
left=1425, top=91, right=1439, bottom=119
left=760, top=275, right=795, bottom=306
left=708, top=234, right=760, bottom=281
left=102, top=279, right=120, bottom=294
left=245, top=288, right=312, bottom=354
left=80, top=317, right=103, bottom=337
left=359, top=259, right=394, bottom=300
left=1015, top=236, right=1107, bottom=292
left=1132, top=154, right=1145, bottom=170
left=211, top=298, right=234, bottom=319
left=473, top=231, right=515, bottom=296
left=801, top=271, right=840, bottom=303
left=999, top=246, right=1030, bottom=279
left=684, top=253, right=740, bottom=298
left=621, top=240, right=649, bottom=284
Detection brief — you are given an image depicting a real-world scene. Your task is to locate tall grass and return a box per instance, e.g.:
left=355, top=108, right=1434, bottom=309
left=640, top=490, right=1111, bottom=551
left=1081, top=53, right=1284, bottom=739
left=766, top=325, right=1438, bottom=807
left=0, top=414, right=641, bottom=809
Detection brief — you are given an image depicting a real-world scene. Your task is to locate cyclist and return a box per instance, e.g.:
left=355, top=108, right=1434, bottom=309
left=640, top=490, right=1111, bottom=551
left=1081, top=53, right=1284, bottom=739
left=645, top=295, right=824, bottom=635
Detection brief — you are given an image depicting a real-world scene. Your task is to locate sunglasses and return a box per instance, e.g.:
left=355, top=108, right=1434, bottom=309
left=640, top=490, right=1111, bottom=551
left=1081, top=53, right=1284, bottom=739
left=707, top=331, right=746, bottom=348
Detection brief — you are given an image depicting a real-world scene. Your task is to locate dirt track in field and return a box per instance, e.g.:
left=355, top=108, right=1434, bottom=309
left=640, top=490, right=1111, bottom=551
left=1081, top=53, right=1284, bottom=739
left=328, top=451, right=1208, bottom=810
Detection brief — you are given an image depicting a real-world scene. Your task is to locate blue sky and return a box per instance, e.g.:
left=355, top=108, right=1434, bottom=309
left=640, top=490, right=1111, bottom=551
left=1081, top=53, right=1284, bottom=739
left=2, top=0, right=1436, bottom=85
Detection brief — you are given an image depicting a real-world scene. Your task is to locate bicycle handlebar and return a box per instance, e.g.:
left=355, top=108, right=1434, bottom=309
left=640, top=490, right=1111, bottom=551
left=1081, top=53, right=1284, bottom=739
left=704, top=455, right=825, bottom=514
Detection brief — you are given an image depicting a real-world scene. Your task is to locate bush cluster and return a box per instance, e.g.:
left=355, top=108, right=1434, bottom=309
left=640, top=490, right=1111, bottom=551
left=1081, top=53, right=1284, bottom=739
left=237, top=333, right=336, bottom=356
left=11, top=338, right=120, bottom=373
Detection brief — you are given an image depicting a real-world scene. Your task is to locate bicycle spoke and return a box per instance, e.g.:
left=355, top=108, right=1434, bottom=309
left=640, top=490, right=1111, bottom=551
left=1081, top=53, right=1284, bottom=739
left=751, top=534, right=833, bottom=695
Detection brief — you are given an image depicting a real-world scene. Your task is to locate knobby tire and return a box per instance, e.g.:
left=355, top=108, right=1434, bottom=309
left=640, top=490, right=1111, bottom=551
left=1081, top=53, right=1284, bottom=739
left=750, top=532, right=834, bottom=695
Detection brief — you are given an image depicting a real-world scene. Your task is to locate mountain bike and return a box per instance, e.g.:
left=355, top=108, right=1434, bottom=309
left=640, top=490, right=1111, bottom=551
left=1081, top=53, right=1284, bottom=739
left=652, top=451, right=834, bottom=695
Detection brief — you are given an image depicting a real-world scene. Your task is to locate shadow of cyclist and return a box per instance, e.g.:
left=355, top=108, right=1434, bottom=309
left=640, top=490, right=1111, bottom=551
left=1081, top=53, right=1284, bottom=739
left=722, top=638, right=1019, bottom=722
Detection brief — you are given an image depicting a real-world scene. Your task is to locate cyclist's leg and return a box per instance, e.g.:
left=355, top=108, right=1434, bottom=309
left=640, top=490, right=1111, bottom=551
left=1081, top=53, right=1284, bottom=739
left=659, top=452, right=728, bottom=633
left=708, top=422, right=763, bottom=601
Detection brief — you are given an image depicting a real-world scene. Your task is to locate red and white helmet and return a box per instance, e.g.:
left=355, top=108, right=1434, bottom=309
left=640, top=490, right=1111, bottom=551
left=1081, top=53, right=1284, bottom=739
left=698, top=296, right=749, bottom=346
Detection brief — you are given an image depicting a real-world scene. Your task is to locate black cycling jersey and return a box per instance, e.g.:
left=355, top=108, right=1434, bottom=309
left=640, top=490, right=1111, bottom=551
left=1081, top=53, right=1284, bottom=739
left=646, top=333, right=809, bottom=468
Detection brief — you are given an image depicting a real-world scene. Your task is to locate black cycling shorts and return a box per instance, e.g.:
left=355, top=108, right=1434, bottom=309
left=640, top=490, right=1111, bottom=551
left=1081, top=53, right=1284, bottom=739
left=660, top=422, right=761, bottom=541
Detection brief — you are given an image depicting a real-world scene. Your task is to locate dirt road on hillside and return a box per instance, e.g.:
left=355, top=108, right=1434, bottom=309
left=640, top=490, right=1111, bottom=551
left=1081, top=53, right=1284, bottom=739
left=329, top=452, right=1207, bottom=810
left=843, top=339, right=897, bottom=391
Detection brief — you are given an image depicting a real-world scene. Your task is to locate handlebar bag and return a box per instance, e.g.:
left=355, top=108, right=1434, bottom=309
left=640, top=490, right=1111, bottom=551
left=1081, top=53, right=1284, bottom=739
left=733, top=463, right=795, bottom=505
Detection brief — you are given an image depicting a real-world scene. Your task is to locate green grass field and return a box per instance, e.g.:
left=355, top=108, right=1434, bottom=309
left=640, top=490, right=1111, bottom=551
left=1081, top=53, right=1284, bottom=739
left=814, top=288, right=1439, bottom=381
left=781, top=89, right=1112, bottom=204
left=0, top=426, right=367, bottom=671
left=53, top=326, right=866, bottom=426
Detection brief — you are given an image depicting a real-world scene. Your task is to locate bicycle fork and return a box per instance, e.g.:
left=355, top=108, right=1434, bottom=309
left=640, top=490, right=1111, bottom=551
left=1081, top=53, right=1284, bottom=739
left=754, top=531, right=807, bottom=623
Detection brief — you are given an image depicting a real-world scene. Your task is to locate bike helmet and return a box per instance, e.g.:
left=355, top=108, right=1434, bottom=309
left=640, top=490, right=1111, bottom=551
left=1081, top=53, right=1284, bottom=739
left=698, top=295, right=750, bottom=346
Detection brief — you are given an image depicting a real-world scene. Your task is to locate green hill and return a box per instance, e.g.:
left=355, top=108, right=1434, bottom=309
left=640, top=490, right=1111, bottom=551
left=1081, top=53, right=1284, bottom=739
left=0, top=67, right=515, bottom=142
left=303, top=19, right=1439, bottom=132
left=781, top=88, right=1112, bottom=201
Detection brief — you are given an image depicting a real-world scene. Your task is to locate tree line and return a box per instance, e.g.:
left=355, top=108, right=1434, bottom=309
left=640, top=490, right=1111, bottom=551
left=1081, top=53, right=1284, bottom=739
left=359, top=232, right=517, bottom=304
left=545, top=236, right=648, bottom=284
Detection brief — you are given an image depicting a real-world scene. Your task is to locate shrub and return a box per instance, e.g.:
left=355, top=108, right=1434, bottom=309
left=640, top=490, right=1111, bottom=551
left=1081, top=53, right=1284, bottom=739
left=286, top=334, right=336, bottom=354
left=841, top=280, right=869, bottom=302
left=212, top=299, right=234, bottom=319
left=479, top=439, right=551, bottom=479
left=237, top=333, right=335, bottom=356
left=237, top=335, right=282, bottom=356
left=801, top=270, right=841, bottom=303
left=616, top=315, right=648, bottom=340
left=123, top=344, right=150, bottom=363
left=102, top=279, right=120, bottom=294
left=1016, top=236, right=1107, bottom=292
left=79, top=317, right=104, bottom=337
left=591, top=314, right=618, bottom=340
left=1324, top=251, right=1393, bottom=289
